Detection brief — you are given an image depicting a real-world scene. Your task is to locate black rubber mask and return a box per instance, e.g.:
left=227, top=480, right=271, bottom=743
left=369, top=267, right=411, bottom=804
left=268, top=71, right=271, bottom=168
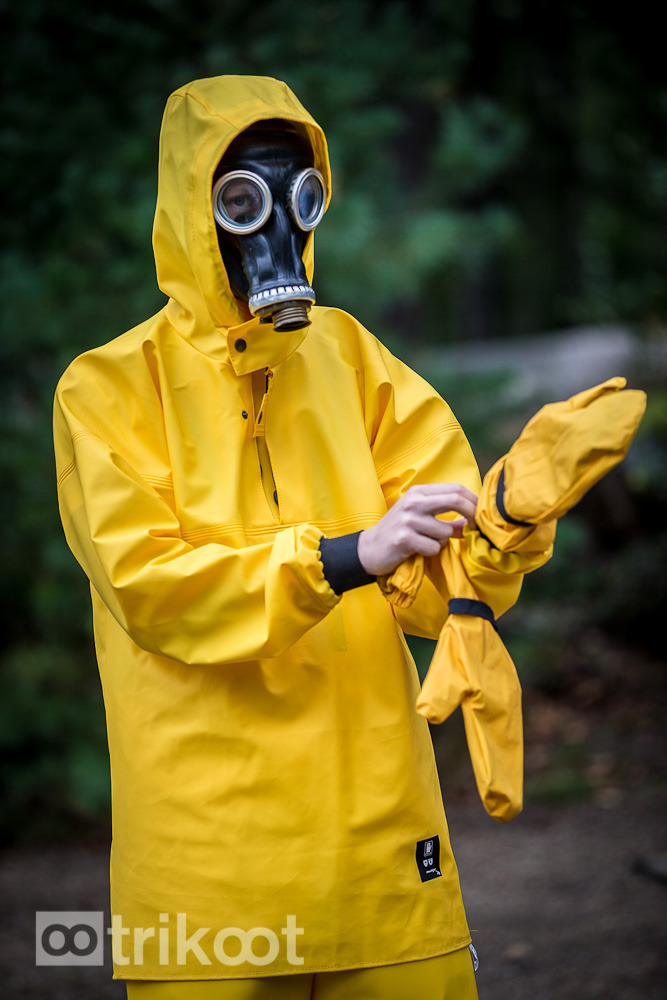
left=213, top=123, right=325, bottom=331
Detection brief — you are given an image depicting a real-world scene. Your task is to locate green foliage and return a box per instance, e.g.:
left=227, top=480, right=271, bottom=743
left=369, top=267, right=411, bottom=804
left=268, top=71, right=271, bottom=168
left=525, top=757, right=593, bottom=806
left=5, top=1, right=667, bottom=345
left=0, top=641, right=110, bottom=843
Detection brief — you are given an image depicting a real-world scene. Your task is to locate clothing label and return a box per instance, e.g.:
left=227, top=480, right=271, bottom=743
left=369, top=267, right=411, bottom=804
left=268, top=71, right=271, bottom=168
left=415, top=835, right=442, bottom=882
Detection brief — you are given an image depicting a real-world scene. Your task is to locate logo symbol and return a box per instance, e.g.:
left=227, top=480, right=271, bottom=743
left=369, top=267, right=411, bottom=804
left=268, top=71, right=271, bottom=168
left=35, top=912, right=104, bottom=966
left=424, top=840, right=434, bottom=857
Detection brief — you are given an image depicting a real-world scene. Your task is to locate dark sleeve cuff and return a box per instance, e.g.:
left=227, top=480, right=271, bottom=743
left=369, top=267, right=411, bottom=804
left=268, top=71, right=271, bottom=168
left=496, top=464, right=533, bottom=527
left=319, top=531, right=376, bottom=595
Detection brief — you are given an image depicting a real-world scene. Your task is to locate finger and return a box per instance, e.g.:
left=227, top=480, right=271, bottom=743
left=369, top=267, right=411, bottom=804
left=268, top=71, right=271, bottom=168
left=391, top=492, right=476, bottom=534
left=402, top=483, right=478, bottom=517
left=398, top=514, right=466, bottom=545
left=417, top=492, right=478, bottom=523
left=444, top=518, right=467, bottom=538
left=405, top=482, right=478, bottom=498
left=394, top=511, right=451, bottom=538
left=406, top=534, right=445, bottom=559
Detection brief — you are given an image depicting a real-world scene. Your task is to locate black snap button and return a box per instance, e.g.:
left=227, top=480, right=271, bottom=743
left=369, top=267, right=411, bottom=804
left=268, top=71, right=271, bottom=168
left=273, top=490, right=278, bottom=505
left=241, top=410, right=248, bottom=419
left=234, top=338, right=247, bottom=352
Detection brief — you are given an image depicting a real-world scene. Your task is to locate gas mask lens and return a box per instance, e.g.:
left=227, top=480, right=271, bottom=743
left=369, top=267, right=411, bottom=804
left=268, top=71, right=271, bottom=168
left=290, top=168, right=326, bottom=231
left=212, top=168, right=326, bottom=234
left=212, top=171, right=272, bottom=234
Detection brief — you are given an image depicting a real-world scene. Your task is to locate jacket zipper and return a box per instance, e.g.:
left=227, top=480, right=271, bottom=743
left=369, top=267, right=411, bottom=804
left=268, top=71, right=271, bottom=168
left=253, top=368, right=280, bottom=520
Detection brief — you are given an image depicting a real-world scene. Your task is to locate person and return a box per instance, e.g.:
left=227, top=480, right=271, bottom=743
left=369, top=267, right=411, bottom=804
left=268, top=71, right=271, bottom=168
left=53, top=75, right=536, bottom=999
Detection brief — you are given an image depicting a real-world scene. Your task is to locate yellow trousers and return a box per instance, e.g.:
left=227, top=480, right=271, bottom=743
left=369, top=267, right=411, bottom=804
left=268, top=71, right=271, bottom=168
left=126, top=946, right=478, bottom=1000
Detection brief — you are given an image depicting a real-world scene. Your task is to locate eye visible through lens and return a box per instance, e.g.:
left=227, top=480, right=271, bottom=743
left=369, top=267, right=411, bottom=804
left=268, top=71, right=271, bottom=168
left=222, top=179, right=264, bottom=225
left=212, top=171, right=272, bottom=233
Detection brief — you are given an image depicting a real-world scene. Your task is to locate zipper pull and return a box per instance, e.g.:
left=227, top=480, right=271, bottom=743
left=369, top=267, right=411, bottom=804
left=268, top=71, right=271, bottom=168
left=253, top=368, right=273, bottom=438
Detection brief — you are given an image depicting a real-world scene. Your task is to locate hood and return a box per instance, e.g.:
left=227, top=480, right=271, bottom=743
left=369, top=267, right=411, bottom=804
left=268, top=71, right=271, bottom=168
left=152, top=75, right=331, bottom=348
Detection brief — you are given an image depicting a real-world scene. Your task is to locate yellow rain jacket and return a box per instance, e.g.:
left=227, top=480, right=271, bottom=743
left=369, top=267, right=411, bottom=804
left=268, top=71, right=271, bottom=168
left=53, top=76, right=537, bottom=981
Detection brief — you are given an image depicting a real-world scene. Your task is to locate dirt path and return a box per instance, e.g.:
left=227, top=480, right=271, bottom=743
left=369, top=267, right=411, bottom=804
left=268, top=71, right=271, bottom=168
left=449, top=782, right=667, bottom=999
left=1, top=782, right=665, bottom=999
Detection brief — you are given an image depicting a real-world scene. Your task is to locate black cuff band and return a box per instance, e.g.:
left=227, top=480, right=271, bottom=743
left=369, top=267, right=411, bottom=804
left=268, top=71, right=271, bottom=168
left=448, top=598, right=498, bottom=631
left=496, top=465, right=533, bottom=527
left=319, top=532, right=376, bottom=595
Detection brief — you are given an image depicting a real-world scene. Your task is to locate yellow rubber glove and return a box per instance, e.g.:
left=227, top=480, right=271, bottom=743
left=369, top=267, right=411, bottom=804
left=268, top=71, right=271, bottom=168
left=380, top=548, right=523, bottom=822
left=476, top=377, right=647, bottom=550
left=422, top=544, right=524, bottom=821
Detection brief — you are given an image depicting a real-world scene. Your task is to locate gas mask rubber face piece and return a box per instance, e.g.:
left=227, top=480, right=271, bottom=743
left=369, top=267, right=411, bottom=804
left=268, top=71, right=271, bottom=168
left=212, top=122, right=326, bottom=331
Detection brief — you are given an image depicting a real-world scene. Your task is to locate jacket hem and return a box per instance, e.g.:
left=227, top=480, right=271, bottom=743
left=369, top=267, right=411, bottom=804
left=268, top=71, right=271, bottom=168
left=114, top=936, right=473, bottom=980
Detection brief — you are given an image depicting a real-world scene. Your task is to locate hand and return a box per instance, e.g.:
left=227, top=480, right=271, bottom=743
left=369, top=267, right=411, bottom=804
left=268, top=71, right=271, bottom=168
left=357, top=483, right=478, bottom=577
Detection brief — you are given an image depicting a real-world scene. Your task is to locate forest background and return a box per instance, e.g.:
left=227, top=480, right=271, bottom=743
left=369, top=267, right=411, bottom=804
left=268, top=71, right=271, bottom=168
left=1, top=0, right=666, bottom=846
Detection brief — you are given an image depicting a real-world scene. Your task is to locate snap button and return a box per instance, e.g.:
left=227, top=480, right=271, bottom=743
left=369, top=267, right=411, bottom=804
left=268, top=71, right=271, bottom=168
left=241, top=410, right=248, bottom=419
left=234, top=338, right=247, bottom=352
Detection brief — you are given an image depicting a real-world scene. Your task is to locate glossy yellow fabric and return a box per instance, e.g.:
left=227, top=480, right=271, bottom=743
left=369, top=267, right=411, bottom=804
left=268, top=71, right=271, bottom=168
left=53, top=76, right=526, bottom=981
left=125, top=945, right=478, bottom=998
left=477, top=377, right=647, bottom=549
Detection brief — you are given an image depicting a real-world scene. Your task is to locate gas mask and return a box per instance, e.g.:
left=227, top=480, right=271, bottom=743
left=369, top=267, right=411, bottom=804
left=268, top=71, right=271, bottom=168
left=213, top=121, right=326, bottom=332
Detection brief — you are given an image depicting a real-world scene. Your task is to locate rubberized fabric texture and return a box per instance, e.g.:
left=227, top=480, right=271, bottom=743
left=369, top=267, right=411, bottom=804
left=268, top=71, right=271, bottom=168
left=125, top=946, right=478, bottom=999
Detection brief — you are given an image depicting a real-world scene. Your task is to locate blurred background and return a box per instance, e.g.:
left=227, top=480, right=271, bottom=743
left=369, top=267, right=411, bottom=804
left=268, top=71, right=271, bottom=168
left=1, top=1, right=666, bottom=996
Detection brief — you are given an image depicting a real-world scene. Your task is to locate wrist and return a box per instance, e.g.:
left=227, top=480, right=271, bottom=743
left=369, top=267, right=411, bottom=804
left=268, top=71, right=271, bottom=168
left=356, top=528, right=376, bottom=576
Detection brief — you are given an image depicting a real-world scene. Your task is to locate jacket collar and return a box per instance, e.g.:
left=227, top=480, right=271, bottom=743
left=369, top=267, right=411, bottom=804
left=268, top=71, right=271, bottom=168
left=164, top=299, right=309, bottom=371
left=226, top=317, right=309, bottom=374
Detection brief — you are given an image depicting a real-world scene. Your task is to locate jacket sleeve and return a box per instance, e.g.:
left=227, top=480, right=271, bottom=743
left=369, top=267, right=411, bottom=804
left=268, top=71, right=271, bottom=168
left=54, top=377, right=339, bottom=667
left=364, top=339, right=539, bottom=637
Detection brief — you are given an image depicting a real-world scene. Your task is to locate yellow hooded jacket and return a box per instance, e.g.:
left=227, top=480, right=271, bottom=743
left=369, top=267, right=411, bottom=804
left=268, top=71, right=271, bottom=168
left=54, top=76, right=530, bottom=981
